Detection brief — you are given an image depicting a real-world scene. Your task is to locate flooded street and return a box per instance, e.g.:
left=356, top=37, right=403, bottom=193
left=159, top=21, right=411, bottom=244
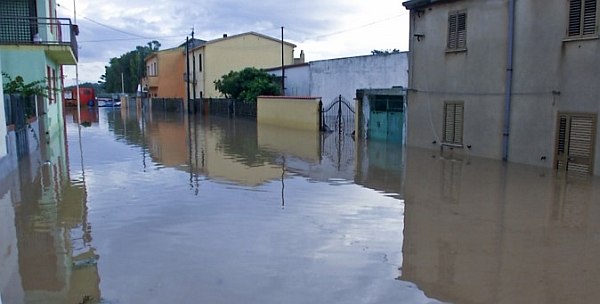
left=1, top=108, right=600, bottom=304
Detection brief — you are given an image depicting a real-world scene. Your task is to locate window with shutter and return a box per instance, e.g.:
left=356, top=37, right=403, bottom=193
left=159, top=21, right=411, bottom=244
left=568, top=0, right=597, bottom=37
left=447, top=11, right=467, bottom=50
left=443, top=102, right=464, bottom=145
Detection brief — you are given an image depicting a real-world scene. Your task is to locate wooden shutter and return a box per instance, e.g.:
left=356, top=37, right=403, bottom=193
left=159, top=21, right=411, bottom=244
left=583, top=0, right=597, bottom=35
left=568, top=115, right=594, bottom=174
left=569, top=0, right=597, bottom=36
left=444, top=103, right=464, bottom=145
left=448, top=14, right=458, bottom=49
left=555, top=113, right=596, bottom=175
left=448, top=11, right=467, bottom=49
left=556, top=114, right=568, bottom=170
left=457, top=13, right=467, bottom=48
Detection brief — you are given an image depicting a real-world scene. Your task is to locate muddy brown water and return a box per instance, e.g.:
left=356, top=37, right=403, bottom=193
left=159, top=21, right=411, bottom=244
left=1, top=108, right=599, bottom=304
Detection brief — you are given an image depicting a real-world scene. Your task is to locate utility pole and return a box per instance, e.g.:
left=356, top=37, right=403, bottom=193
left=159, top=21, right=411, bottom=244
left=281, top=26, right=285, bottom=96
left=185, top=35, right=191, bottom=113
left=191, top=28, right=197, bottom=114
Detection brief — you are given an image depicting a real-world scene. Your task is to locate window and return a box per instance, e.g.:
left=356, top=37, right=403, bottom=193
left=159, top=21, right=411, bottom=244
left=198, top=54, right=202, bottom=72
left=447, top=11, right=467, bottom=50
left=443, top=102, right=464, bottom=145
left=568, top=0, right=597, bottom=37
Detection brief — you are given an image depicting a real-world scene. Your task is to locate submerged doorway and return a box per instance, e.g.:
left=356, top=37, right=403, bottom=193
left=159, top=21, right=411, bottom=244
left=555, top=113, right=597, bottom=175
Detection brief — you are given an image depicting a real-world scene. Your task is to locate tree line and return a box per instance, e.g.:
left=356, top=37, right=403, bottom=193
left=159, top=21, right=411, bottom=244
left=100, top=40, right=161, bottom=93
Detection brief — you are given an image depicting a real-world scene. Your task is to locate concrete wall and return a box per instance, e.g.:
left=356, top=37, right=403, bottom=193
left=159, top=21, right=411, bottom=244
left=310, top=53, right=408, bottom=107
left=257, top=96, right=321, bottom=131
left=268, top=64, right=310, bottom=97
left=405, top=0, right=600, bottom=174
left=195, top=33, right=295, bottom=98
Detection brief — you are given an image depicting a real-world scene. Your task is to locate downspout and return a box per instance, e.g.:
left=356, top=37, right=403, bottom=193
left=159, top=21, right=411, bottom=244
left=502, top=0, right=516, bottom=161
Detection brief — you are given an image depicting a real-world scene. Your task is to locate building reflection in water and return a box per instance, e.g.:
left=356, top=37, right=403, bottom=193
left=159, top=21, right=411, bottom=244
left=401, top=148, right=600, bottom=304
left=0, top=109, right=100, bottom=304
left=109, top=109, right=406, bottom=199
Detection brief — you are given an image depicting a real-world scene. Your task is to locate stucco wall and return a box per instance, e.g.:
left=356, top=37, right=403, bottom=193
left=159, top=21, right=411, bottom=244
left=310, top=53, right=408, bottom=107
left=257, top=96, right=321, bottom=131
left=406, top=0, right=600, bottom=174
left=157, top=48, right=186, bottom=99
left=268, top=64, right=310, bottom=97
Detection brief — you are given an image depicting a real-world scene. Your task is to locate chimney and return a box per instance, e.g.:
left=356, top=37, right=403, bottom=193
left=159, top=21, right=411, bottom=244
left=223, top=34, right=228, bottom=38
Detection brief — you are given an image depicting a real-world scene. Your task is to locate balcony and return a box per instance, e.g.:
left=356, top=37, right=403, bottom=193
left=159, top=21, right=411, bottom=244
left=0, top=16, right=78, bottom=65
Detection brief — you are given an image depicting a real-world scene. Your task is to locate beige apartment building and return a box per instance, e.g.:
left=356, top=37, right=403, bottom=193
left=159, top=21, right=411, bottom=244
left=188, top=32, right=297, bottom=99
left=402, top=0, right=600, bottom=175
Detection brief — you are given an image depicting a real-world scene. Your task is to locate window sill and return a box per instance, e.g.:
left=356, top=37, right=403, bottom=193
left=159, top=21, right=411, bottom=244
left=441, top=142, right=464, bottom=149
left=563, top=35, right=599, bottom=43
left=446, top=48, right=467, bottom=54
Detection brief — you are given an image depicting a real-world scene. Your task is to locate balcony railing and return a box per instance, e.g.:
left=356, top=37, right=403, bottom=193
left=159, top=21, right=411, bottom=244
left=0, top=16, right=78, bottom=60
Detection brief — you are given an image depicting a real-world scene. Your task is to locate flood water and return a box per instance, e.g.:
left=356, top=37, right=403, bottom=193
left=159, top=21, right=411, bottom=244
left=1, top=107, right=599, bottom=304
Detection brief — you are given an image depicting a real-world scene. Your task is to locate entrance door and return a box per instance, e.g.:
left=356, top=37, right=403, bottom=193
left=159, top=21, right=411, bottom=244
left=555, top=113, right=597, bottom=175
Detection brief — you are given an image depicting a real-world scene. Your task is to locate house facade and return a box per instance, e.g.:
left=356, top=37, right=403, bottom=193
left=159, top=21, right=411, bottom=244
left=188, top=32, right=296, bottom=99
left=142, top=39, right=204, bottom=100
left=403, top=0, right=600, bottom=175
left=0, top=0, right=77, bottom=162
left=143, top=47, right=186, bottom=99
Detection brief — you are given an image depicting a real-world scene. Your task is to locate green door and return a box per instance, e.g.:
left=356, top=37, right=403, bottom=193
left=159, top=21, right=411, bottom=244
left=368, top=95, right=404, bottom=142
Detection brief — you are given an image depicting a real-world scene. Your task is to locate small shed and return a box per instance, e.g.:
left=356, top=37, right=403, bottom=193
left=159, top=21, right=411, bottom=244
left=356, top=87, right=406, bottom=143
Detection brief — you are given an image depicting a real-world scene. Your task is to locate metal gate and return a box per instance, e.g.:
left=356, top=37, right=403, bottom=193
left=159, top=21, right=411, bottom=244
left=555, top=112, right=597, bottom=175
left=321, top=95, right=355, bottom=135
left=320, top=95, right=356, bottom=170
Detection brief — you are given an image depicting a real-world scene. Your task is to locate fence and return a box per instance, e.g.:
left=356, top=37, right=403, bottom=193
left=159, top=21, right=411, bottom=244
left=151, top=98, right=184, bottom=112
left=193, top=98, right=257, bottom=118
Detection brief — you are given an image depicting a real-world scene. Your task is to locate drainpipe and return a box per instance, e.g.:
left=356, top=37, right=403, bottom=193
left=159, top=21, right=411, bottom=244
left=502, top=0, right=516, bottom=161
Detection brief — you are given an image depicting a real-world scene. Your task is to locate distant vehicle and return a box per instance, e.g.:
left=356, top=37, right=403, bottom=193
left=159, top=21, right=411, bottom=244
left=97, top=97, right=121, bottom=107
left=63, top=87, right=96, bottom=107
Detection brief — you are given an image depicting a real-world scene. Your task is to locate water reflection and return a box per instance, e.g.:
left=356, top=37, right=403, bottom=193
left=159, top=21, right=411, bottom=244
left=10, top=106, right=600, bottom=303
left=107, top=108, right=403, bottom=195
left=402, top=148, right=600, bottom=304
left=0, top=112, right=99, bottom=304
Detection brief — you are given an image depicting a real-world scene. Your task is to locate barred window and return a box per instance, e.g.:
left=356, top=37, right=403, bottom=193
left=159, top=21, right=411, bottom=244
left=448, top=11, right=467, bottom=50
left=568, top=0, right=597, bottom=37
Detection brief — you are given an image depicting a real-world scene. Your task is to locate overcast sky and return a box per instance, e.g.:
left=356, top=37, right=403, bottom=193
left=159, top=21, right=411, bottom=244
left=58, top=0, right=410, bottom=85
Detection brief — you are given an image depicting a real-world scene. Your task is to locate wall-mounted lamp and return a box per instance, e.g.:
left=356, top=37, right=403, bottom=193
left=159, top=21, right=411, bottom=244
left=414, top=33, right=425, bottom=42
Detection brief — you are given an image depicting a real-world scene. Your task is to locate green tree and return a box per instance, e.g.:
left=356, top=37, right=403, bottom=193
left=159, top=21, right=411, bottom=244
left=371, top=49, right=401, bottom=55
left=214, top=67, right=280, bottom=102
left=100, top=40, right=160, bottom=93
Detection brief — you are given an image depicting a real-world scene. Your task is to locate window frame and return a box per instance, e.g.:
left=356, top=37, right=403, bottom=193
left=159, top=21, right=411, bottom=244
left=443, top=101, right=464, bottom=147
left=447, top=10, right=468, bottom=52
left=566, top=0, right=598, bottom=39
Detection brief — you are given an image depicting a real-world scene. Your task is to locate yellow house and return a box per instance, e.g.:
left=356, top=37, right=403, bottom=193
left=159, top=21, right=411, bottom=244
left=188, top=32, right=297, bottom=99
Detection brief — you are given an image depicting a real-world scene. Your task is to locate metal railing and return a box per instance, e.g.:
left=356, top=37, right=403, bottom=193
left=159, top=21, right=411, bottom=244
left=0, top=16, right=78, bottom=60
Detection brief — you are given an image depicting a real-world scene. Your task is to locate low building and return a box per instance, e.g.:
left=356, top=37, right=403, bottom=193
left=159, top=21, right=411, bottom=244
left=403, top=0, right=600, bottom=175
left=267, top=52, right=408, bottom=142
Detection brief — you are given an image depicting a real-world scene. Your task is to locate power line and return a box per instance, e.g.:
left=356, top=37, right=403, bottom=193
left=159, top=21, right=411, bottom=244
left=80, top=35, right=185, bottom=43
left=57, top=2, right=153, bottom=39
left=309, top=13, right=407, bottom=41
